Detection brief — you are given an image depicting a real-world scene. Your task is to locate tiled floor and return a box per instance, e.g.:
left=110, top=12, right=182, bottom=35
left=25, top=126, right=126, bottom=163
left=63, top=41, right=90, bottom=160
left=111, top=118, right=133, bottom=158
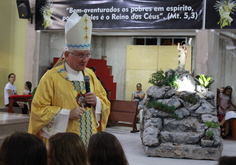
left=0, top=112, right=29, bottom=124
left=105, top=126, right=236, bottom=165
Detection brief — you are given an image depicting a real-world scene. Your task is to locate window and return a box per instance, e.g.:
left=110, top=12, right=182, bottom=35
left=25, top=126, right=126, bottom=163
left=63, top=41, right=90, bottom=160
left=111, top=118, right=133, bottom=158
left=174, top=38, right=186, bottom=46
left=133, top=38, right=144, bottom=45
left=160, top=38, right=172, bottom=45
left=146, top=38, right=157, bottom=45
left=133, top=37, right=187, bottom=46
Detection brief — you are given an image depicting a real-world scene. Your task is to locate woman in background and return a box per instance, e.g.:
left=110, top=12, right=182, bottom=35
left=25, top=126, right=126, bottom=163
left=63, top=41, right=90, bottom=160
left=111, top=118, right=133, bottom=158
left=131, top=83, right=145, bottom=122
left=4, top=73, right=28, bottom=114
left=218, top=86, right=234, bottom=138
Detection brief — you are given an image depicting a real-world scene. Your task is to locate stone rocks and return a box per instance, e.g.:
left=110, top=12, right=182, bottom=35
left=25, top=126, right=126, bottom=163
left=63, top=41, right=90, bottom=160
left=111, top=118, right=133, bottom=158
left=164, top=88, right=175, bottom=98
left=163, top=118, right=201, bottom=132
left=147, top=86, right=165, bottom=99
left=141, top=68, right=222, bottom=160
left=175, top=107, right=190, bottom=119
left=160, top=131, right=203, bottom=144
left=143, top=143, right=222, bottom=160
left=143, top=126, right=160, bottom=147
left=176, top=74, right=197, bottom=93
left=201, top=114, right=218, bottom=123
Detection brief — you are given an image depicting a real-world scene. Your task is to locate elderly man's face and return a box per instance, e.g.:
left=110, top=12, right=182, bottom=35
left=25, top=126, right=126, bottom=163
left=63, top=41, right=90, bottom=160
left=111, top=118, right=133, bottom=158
left=65, top=50, right=90, bottom=71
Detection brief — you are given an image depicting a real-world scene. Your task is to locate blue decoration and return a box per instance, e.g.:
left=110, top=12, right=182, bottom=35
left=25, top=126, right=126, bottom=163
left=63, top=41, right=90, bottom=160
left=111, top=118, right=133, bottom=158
left=66, top=44, right=91, bottom=48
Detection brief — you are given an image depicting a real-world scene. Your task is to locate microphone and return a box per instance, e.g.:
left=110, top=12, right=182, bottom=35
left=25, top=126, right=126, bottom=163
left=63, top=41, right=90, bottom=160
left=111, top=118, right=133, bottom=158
left=84, top=76, right=91, bottom=108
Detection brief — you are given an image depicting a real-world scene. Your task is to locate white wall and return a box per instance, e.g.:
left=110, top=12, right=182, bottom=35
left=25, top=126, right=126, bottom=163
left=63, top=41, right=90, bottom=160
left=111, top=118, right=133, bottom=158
left=195, top=30, right=236, bottom=106
left=225, top=49, right=236, bottom=103
left=38, top=32, right=50, bottom=83
left=104, top=37, right=132, bottom=100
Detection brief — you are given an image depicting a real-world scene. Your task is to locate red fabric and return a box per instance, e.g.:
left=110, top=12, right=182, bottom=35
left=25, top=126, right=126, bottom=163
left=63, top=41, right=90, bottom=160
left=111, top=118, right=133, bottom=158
left=9, top=95, right=32, bottom=98
left=220, top=114, right=224, bottom=122
left=53, top=57, right=64, bottom=67
left=86, top=59, right=117, bottom=100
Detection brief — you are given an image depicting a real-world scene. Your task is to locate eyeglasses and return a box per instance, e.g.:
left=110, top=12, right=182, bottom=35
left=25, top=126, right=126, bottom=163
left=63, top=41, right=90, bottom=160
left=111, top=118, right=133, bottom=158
left=69, top=52, right=92, bottom=59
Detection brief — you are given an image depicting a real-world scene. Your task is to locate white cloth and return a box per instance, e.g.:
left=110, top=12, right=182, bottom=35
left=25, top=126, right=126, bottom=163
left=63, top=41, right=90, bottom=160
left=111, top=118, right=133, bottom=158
left=225, top=111, right=236, bottom=121
left=39, top=62, right=102, bottom=138
left=65, top=62, right=84, bottom=81
left=24, top=89, right=31, bottom=95
left=4, top=82, right=17, bottom=105
left=40, top=109, right=70, bottom=139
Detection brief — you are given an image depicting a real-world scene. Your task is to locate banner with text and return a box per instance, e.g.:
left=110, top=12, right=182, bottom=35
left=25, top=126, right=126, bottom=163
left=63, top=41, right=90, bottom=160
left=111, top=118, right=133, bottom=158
left=206, top=0, right=236, bottom=29
left=35, top=0, right=203, bottom=30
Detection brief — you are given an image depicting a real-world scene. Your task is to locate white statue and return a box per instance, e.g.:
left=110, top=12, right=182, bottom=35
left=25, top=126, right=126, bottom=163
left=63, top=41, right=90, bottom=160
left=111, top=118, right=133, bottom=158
left=177, top=42, right=188, bottom=69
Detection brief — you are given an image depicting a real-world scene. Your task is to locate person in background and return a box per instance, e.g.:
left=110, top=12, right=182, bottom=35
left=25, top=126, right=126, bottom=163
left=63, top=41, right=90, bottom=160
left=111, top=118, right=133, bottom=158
left=47, top=132, right=88, bottom=165
left=87, top=131, right=129, bottom=165
left=90, top=66, right=96, bottom=73
left=218, top=86, right=234, bottom=138
left=4, top=73, right=28, bottom=114
left=22, top=81, right=32, bottom=114
left=0, top=131, right=47, bottom=165
left=217, top=87, right=225, bottom=112
left=131, top=83, right=145, bottom=122
left=106, top=89, right=111, bottom=101
left=219, top=87, right=225, bottom=97
left=23, top=81, right=32, bottom=95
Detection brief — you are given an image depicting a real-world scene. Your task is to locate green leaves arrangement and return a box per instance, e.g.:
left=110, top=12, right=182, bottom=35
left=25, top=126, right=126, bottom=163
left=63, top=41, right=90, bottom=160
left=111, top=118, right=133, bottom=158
left=181, top=94, right=198, bottom=105
left=146, top=100, right=180, bottom=120
left=205, top=121, right=219, bottom=139
left=163, top=73, right=179, bottom=88
left=205, top=121, right=219, bottom=129
left=198, top=74, right=215, bottom=88
left=148, top=69, right=179, bottom=88
left=206, top=130, right=213, bottom=138
left=148, top=70, right=165, bottom=85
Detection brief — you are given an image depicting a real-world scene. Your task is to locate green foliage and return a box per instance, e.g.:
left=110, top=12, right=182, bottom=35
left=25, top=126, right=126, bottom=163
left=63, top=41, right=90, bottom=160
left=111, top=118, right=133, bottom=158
left=198, top=74, right=215, bottom=88
left=204, top=121, right=219, bottom=139
left=163, top=72, right=179, bottom=88
left=146, top=100, right=181, bottom=120
left=181, top=94, right=198, bottom=105
left=148, top=70, right=165, bottom=85
left=149, top=69, right=179, bottom=88
left=205, top=121, right=219, bottom=128
left=206, top=130, right=213, bottom=138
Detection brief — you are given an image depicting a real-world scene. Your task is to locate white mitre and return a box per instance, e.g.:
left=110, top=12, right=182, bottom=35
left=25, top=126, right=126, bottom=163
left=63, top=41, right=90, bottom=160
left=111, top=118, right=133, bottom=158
left=65, top=13, right=92, bottom=51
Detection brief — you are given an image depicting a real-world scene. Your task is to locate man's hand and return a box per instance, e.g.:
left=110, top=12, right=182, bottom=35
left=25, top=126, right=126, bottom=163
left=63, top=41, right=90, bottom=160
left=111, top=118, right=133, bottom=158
left=69, top=107, right=85, bottom=120
left=85, top=92, right=97, bottom=107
